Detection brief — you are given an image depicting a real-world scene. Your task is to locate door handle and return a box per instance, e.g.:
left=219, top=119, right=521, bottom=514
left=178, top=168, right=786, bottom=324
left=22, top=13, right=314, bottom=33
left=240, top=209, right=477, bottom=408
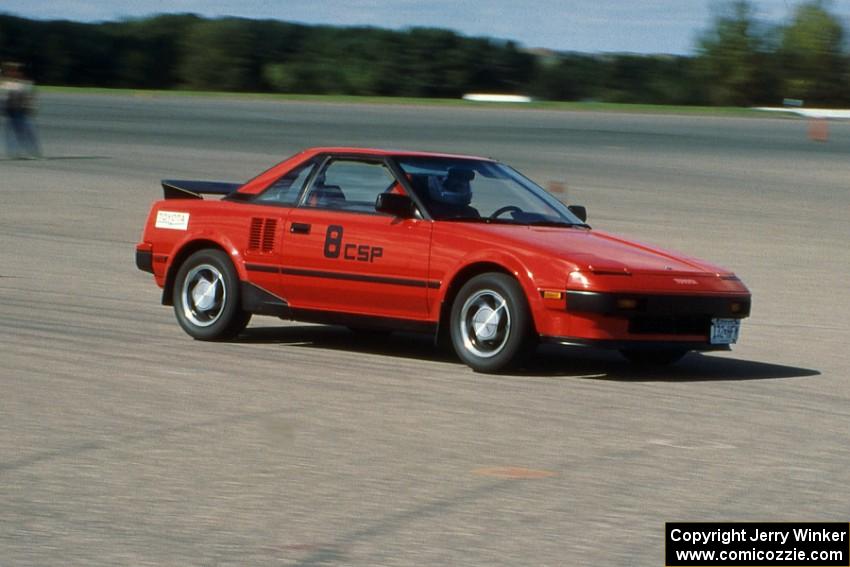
left=290, top=222, right=311, bottom=234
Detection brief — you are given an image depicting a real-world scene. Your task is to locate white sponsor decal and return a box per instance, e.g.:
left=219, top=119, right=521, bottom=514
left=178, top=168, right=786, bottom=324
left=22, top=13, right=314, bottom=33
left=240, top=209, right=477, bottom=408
left=155, top=211, right=190, bottom=230
left=673, top=278, right=699, bottom=285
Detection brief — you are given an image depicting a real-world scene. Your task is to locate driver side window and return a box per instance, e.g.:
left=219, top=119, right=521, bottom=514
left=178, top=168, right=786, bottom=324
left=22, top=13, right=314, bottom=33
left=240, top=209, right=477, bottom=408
left=304, top=159, right=396, bottom=213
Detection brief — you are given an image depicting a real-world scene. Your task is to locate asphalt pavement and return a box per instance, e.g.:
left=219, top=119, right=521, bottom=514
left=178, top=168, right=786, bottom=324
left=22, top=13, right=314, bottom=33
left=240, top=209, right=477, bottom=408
left=1, top=93, right=848, bottom=566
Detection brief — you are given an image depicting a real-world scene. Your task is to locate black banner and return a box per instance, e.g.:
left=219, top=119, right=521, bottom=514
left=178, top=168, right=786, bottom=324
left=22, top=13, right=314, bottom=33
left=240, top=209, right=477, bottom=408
left=666, top=522, right=849, bottom=566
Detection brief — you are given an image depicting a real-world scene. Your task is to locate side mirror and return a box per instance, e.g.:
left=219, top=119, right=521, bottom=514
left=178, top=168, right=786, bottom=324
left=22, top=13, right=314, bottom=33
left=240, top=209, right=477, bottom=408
left=568, top=205, right=587, bottom=222
left=376, top=193, right=416, bottom=218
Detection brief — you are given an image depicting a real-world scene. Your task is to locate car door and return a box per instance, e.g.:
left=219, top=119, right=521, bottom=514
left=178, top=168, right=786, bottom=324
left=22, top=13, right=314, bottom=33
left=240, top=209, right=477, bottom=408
left=281, top=157, right=433, bottom=321
left=240, top=157, right=320, bottom=300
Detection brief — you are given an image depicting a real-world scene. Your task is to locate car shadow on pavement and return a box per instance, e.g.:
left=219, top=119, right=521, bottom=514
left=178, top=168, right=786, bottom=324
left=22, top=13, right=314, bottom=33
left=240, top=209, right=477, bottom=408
left=518, top=343, right=820, bottom=382
left=237, top=324, right=457, bottom=364
left=236, top=325, right=820, bottom=382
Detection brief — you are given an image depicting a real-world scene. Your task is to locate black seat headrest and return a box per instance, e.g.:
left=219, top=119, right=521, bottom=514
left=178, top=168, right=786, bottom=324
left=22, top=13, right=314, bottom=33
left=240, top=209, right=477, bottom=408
left=447, top=168, right=474, bottom=182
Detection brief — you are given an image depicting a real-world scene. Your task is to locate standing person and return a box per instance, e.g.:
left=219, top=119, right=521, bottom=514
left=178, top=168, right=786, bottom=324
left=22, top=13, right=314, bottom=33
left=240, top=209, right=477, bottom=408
left=2, top=62, right=41, bottom=159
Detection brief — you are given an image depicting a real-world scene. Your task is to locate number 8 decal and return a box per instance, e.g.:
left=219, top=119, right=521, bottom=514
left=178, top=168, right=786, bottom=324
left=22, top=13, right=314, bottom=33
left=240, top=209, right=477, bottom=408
left=324, top=225, right=343, bottom=258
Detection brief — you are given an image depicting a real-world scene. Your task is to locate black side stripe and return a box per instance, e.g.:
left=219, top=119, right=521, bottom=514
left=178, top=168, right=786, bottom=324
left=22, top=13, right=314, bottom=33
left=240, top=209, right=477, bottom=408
left=245, top=263, right=281, bottom=274
left=246, top=264, right=441, bottom=289
left=284, top=267, right=440, bottom=289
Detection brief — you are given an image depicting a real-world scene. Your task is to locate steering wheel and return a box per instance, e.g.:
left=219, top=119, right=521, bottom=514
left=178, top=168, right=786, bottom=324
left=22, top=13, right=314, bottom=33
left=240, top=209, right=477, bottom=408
left=490, top=205, right=523, bottom=219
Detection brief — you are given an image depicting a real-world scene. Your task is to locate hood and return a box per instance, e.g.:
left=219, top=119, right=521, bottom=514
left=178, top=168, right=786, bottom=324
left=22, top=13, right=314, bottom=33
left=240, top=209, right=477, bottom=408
left=455, top=224, right=729, bottom=276
left=555, top=229, right=724, bottom=276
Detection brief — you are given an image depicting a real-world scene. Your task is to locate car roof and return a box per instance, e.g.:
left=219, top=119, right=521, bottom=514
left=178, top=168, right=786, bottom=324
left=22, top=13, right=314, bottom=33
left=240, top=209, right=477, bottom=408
left=237, top=147, right=495, bottom=195
left=299, top=147, right=494, bottom=161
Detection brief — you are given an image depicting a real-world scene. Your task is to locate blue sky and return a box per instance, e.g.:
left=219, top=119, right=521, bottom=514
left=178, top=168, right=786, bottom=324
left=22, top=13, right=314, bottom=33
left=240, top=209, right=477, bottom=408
left=3, top=1, right=849, bottom=54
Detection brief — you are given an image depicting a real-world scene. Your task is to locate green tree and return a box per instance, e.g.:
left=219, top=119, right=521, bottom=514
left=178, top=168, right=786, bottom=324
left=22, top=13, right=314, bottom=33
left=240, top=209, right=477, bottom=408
left=780, top=1, right=847, bottom=105
left=694, top=0, right=776, bottom=105
left=178, top=18, right=257, bottom=91
left=109, top=14, right=200, bottom=88
left=531, top=53, right=601, bottom=101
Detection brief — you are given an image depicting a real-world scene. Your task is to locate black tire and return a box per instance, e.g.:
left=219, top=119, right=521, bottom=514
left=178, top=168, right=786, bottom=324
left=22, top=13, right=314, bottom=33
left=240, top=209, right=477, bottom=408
left=172, top=249, right=251, bottom=340
left=619, top=348, right=688, bottom=366
left=449, top=273, right=532, bottom=373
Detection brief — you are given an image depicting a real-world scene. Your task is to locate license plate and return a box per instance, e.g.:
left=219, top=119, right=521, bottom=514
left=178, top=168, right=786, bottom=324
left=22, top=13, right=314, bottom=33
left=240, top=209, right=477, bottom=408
left=710, top=318, right=740, bottom=344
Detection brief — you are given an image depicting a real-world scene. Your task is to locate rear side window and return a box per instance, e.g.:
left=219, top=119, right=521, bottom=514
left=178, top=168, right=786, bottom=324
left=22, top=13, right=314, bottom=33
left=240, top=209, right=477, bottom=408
left=255, top=160, right=317, bottom=205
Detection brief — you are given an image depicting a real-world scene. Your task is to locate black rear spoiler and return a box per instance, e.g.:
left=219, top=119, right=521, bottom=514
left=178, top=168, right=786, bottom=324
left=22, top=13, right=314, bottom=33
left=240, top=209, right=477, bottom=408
left=161, top=179, right=242, bottom=200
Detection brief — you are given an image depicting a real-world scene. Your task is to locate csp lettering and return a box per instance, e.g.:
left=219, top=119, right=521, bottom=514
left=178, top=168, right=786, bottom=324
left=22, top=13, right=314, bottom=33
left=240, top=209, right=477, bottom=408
left=323, top=225, right=383, bottom=263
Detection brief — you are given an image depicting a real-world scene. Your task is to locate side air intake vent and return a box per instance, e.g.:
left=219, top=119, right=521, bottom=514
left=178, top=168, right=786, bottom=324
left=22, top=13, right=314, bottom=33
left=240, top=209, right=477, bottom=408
left=249, top=218, right=263, bottom=250
left=248, top=218, right=277, bottom=253
left=261, top=219, right=277, bottom=252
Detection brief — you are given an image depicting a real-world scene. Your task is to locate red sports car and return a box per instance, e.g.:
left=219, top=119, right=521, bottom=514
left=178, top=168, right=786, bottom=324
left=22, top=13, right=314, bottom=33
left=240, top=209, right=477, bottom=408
left=136, top=147, right=751, bottom=372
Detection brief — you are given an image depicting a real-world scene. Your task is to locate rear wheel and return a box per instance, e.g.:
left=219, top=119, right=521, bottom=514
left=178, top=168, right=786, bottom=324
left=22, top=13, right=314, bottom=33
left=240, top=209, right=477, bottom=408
left=619, top=348, right=687, bottom=366
left=172, top=249, right=251, bottom=340
left=450, top=273, right=532, bottom=373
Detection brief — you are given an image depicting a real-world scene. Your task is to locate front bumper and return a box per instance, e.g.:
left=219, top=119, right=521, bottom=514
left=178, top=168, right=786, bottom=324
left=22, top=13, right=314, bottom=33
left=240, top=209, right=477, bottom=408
left=565, top=291, right=750, bottom=318
left=541, top=336, right=731, bottom=352
left=566, top=290, right=749, bottom=338
left=535, top=290, right=751, bottom=346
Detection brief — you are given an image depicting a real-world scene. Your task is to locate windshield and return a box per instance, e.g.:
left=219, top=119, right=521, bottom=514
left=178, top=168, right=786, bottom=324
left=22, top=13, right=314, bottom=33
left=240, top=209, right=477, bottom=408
left=395, top=156, right=585, bottom=226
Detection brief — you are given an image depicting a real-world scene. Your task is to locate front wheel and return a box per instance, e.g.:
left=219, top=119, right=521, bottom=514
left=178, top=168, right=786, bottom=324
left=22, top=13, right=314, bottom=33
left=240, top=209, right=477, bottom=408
left=450, top=273, right=532, bottom=373
left=172, top=249, right=251, bottom=340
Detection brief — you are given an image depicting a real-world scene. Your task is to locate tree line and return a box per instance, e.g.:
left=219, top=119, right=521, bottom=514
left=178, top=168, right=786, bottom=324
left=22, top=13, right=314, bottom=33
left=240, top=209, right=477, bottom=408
left=0, top=0, right=847, bottom=106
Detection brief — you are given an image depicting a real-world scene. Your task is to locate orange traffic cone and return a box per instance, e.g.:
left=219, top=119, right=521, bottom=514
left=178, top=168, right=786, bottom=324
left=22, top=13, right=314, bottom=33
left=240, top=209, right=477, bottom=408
left=808, top=118, right=828, bottom=142
left=547, top=180, right=568, bottom=203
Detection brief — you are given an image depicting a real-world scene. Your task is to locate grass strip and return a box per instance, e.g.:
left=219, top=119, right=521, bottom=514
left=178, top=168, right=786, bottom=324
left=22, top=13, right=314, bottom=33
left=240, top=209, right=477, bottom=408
left=39, top=86, right=782, bottom=117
